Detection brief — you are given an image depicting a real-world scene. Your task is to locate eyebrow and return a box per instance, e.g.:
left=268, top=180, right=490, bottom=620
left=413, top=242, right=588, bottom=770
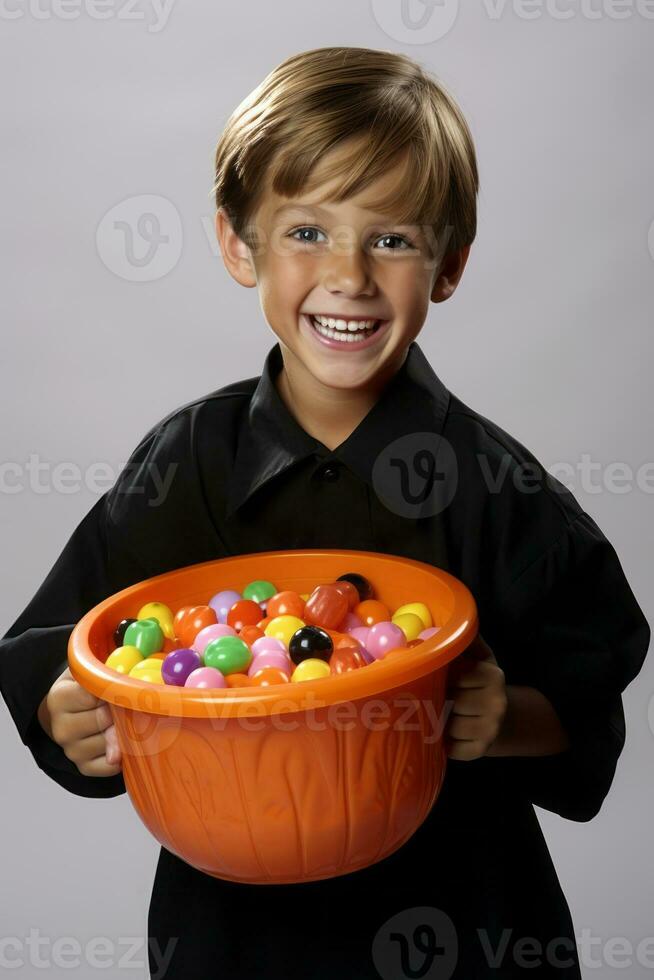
left=271, top=202, right=406, bottom=224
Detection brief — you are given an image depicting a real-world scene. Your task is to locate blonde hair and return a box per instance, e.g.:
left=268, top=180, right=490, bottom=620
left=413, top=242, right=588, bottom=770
left=211, top=46, right=479, bottom=257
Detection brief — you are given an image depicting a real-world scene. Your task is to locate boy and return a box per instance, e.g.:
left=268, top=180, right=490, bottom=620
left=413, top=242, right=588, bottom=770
left=0, top=46, right=650, bottom=979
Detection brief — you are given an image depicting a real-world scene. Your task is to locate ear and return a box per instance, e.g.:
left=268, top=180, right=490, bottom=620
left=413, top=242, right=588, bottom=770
left=431, top=244, right=471, bottom=304
left=214, top=208, right=257, bottom=288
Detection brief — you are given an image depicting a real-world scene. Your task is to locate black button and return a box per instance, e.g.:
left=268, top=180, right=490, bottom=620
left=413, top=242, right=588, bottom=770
left=314, top=462, right=340, bottom=482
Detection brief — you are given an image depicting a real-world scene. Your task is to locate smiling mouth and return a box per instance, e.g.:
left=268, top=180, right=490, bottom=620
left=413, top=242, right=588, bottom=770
left=307, top=314, right=383, bottom=341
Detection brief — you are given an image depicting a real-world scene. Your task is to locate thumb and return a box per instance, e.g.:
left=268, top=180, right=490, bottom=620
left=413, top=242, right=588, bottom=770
left=462, top=633, right=497, bottom=664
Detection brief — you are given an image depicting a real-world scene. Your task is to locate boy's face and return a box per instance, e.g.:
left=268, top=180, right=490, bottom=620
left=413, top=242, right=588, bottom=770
left=215, top=142, right=470, bottom=393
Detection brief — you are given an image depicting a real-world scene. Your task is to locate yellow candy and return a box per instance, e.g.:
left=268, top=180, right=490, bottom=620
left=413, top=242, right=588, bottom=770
left=393, top=602, right=432, bottom=630
left=299, top=593, right=309, bottom=601
left=137, top=601, right=176, bottom=640
left=264, top=615, right=306, bottom=648
left=106, top=645, right=144, bottom=674
left=128, top=658, right=164, bottom=684
left=391, top=612, right=425, bottom=642
left=291, top=659, right=331, bottom=683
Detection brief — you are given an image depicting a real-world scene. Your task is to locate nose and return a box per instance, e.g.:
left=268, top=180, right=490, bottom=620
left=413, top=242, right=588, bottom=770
left=321, top=240, right=376, bottom=298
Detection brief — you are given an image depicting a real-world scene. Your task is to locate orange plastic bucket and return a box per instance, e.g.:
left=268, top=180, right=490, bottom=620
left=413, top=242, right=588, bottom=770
left=68, top=549, right=477, bottom=884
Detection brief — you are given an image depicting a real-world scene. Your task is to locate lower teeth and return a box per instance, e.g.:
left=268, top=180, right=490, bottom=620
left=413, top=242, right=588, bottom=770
left=310, top=317, right=379, bottom=342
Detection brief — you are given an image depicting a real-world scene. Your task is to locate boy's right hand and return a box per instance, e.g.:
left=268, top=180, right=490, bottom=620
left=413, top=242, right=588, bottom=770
left=38, top=666, right=123, bottom=777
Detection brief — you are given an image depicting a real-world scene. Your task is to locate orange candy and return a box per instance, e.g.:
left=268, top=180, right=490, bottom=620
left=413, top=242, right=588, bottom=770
left=304, top=585, right=349, bottom=631
left=354, top=599, right=391, bottom=627
left=265, top=590, right=305, bottom=619
left=227, top=599, right=264, bottom=632
left=173, top=605, right=217, bottom=648
left=225, top=672, right=252, bottom=688
left=250, top=667, right=291, bottom=686
left=329, top=647, right=365, bottom=674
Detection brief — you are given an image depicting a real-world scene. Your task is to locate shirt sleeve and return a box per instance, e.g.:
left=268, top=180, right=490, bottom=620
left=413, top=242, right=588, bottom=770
left=0, top=492, right=133, bottom=797
left=481, top=508, right=651, bottom=822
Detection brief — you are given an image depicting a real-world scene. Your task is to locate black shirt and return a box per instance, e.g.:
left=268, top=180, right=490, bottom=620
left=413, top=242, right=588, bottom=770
left=1, top=340, right=650, bottom=979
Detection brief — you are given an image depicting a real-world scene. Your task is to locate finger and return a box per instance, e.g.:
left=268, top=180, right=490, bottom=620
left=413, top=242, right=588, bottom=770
left=58, top=679, right=106, bottom=713
left=60, top=704, right=114, bottom=741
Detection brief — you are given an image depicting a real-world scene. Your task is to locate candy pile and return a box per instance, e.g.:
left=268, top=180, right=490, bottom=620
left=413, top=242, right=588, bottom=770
left=105, top=573, right=441, bottom=689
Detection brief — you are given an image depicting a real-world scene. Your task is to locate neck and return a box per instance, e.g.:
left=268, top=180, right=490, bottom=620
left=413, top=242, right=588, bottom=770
left=274, top=344, right=407, bottom=452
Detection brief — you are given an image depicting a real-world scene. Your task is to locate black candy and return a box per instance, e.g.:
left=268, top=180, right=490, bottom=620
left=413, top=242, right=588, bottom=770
left=113, top=617, right=137, bottom=647
left=288, top=625, right=333, bottom=666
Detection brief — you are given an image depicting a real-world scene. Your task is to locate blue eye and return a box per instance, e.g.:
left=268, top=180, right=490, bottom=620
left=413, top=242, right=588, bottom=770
left=288, top=226, right=414, bottom=251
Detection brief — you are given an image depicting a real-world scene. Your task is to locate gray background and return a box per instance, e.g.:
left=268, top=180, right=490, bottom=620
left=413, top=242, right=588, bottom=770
left=1, top=2, right=652, bottom=977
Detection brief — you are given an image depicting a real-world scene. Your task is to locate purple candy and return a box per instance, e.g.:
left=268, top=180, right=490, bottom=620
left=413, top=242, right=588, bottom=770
left=162, top=648, right=202, bottom=686
left=341, top=611, right=364, bottom=631
left=185, top=666, right=227, bottom=689
left=193, top=622, right=237, bottom=655
left=366, top=621, right=407, bottom=660
left=208, top=589, right=242, bottom=624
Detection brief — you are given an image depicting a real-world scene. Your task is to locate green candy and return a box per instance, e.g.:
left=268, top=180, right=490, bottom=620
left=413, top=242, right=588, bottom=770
left=203, top=636, right=252, bottom=675
left=242, top=579, right=277, bottom=603
left=123, top=617, right=164, bottom=657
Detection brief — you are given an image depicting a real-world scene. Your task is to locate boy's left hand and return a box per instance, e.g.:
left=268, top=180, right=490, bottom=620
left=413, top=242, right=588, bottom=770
left=443, top=633, right=508, bottom=761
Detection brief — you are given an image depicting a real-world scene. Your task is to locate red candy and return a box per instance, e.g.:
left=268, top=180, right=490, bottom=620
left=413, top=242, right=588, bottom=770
left=304, top=585, right=349, bottom=631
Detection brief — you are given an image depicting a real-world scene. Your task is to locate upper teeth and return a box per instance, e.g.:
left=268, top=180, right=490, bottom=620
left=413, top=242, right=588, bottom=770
left=313, top=315, right=378, bottom=331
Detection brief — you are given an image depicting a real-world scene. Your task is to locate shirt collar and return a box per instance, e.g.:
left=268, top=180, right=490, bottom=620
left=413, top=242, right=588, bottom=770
left=225, top=340, right=451, bottom=519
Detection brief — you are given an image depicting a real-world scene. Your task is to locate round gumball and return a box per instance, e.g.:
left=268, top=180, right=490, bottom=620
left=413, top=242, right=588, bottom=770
left=336, top=572, right=374, bottom=602
left=185, top=667, right=227, bottom=689
left=340, top=611, right=364, bottom=631
left=204, top=636, right=252, bottom=675
left=129, top=658, right=164, bottom=684
left=251, top=636, right=287, bottom=657
left=291, top=659, right=331, bottom=683
left=208, top=589, right=241, bottom=623
left=391, top=612, right=425, bottom=643
left=330, top=579, right=360, bottom=611
left=124, top=618, right=164, bottom=657
left=242, top=579, right=277, bottom=603
left=264, top=615, right=305, bottom=648
left=113, top=618, right=136, bottom=647
left=366, top=621, right=407, bottom=660
left=347, top=627, right=374, bottom=663
left=137, top=602, right=175, bottom=640
left=265, top=590, right=305, bottom=620
left=148, top=652, right=167, bottom=661
left=354, top=599, right=391, bottom=628
left=257, top=615, right=273, bottom=630
left=303, top=585, right=349, bottom=631
left=226, top=599, right=265, bottom=632
left=394, top=602, right=433, bottom=630
left=106, top=645, right=143, bottom=675
left=225, top=672, right=252, bottom=688
left=247, top=651, right=292, bottom=677
left=250, top=666, right=291, bottom=687
left=288, top=625, right=333, bottom=666
left=192, top=623, right=237, bottom=656
left=174, top=605, right=218, bottom=649
left=162, top=648, right=202, bottom=686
